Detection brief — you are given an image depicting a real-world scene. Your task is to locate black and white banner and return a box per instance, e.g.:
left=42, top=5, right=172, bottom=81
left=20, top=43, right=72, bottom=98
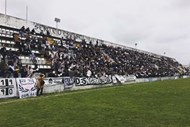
left=75, top=76, right=113, bottom=86
left=113, top=75, right=136, bottom=83
left=63, top=77, right=74, bottom=89
left=61, top=76, right=113, bottom=88
left=44, top=77, right=63, bottom=86
left=0, top=78, right=17, bottom=98
left=16, top=78, right=37, bottom=99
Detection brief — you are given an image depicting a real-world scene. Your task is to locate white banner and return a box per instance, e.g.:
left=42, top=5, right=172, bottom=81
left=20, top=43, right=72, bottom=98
left=0, top=78, right=17, bottom=98
left=114, top=75, right=136, bottom=84
left=75, top=76, right=113, bottom=86
left=44, top=77, right=63, bottom=86
left=16, top=78, right=37, bottom=99
left=63, top=77, right=74, bottom=89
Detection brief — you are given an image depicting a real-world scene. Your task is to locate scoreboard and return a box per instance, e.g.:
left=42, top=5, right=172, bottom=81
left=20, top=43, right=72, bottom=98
left=0, top=78, right=17, bottom=98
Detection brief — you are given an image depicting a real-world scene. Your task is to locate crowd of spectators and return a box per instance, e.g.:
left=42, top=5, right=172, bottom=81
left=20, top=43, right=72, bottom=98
left=0, top=25, right=188, bottom=78
left=57, top=40, right=188, bottom=78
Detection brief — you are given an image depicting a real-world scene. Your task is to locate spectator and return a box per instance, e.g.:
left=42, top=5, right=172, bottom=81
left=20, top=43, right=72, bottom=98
left=36, top=73, right=45, bottom=96
left=0, top=45, right=7, bottom=61
left=30, top=52, right=37, bottom=64
left=7, top=49, right=13, bottom=60
left=7, top=61, right=15, bottom=78
left=86, top=68, right=92, bottom=78
left=19, top=26, right=25, bottom=37
left=0, top=61, right=8, bottom=78
left=13, top=33, right=21, bottom=48
left=27, top=65, right=34, bottom=78
left=31, top=29, right=36, bottom=34
left=20, top=65, right=28, bottom=77
left=25, top=27, right=30, bottom=34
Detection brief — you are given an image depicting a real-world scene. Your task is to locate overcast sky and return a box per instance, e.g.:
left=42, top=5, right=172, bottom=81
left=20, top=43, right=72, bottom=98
left=0, top=0, right=190, bottom=65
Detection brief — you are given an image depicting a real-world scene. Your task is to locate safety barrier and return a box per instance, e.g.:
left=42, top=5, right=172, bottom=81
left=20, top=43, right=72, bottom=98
left=0, top=75, right=181, bottom=99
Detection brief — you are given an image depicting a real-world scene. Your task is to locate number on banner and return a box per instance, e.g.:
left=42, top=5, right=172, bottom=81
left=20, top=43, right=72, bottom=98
left=0, top=79, right=14, bottom=96
left=0, top=79, right=5, bottom=85
left=0, top=88, right=13, bottom=95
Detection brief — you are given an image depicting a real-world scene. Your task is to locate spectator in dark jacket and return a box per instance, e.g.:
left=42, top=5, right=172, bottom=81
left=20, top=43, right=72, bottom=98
left=0, top=45, right=7, bottom=61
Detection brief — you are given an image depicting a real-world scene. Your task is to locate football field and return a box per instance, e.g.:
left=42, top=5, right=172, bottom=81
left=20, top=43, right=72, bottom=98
left=0, top=78, right=190, bottom=127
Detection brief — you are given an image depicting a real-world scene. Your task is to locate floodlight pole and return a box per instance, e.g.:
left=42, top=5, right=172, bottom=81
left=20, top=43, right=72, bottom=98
left=5, top=0, right=7, bottom=16
left=4, top=0, right=8, bottom=24
left=26, top=5, right=28, bottom=23
left=56, top=22, right=58, bottom=29
left=54, top=18, right=61, bottom=29
left=54, top=18, right=61, bottom=35
left=135, top=43, right=137, bottom=49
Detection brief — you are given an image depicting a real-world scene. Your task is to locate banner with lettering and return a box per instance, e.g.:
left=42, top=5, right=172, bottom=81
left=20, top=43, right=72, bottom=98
left=0, top=78, right=17, bottom=98
left=75, top=76, right=113, bottom=86
left=44, top=77, right=63, bottom=86
left=16, top=78, right=37, bottom=99
left=63, top=77, right=74, bottom=89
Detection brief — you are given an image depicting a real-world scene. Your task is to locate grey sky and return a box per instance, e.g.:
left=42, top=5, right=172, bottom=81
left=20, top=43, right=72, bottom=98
left=0, top=0, right=190, bottom=65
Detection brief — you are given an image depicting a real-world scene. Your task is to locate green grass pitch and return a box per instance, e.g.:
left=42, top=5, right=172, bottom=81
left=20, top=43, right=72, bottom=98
left=0, top=78, right=190, bottom=127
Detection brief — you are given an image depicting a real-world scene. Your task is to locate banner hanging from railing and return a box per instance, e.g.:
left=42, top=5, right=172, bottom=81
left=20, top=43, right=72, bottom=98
left=16, top=78, right=37, bottom=99
left=75, top=76, right=113, bottom=86
left=63, top=77, right=74, bottom=89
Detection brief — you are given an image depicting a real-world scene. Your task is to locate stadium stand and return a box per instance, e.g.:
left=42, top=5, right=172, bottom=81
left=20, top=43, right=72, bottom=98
left=0, top=17, right=188, bottom=78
